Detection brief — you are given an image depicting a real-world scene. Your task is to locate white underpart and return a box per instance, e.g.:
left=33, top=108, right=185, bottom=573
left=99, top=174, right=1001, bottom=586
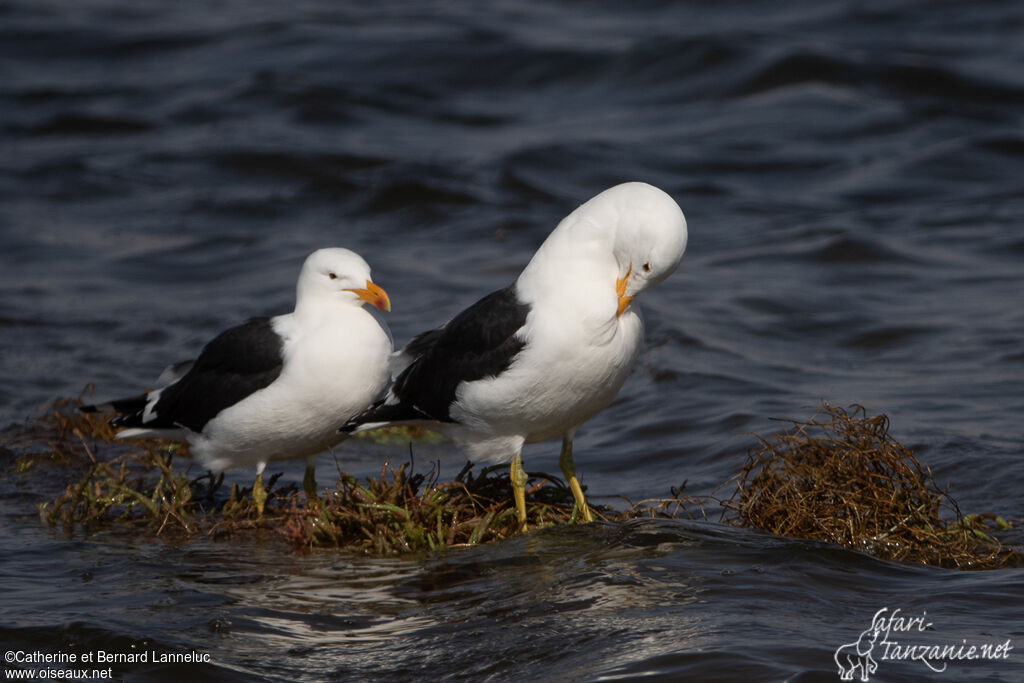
left=192, top=307, right=391, bottom=473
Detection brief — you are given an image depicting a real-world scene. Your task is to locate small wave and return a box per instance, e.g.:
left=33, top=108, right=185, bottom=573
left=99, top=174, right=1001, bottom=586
left=732, top=49, right=1024, bottom=105
left=841, top=325, right=935, bottom=351
left=978, top=135, right=1024, bottom=158
left=361, top=178, right=481, bottom=213
left=211, top=150, right=385, bottom=178
left=28, top=113, right=153, bottom=136
left=806, top=234, right=919, bottom=265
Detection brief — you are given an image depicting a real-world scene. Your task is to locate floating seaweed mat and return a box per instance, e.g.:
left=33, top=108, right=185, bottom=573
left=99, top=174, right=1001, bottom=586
left=4, top=398, right=1019, bottom=567
left=14, top=399, right=585, bottom=554
left=718, top=403, right=1019, bottom=570
left=279, top=460, right=585, bottom=554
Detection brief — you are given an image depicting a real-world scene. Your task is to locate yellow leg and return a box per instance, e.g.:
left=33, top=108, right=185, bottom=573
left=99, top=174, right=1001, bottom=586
left=559, top=437, right=593, bottom=523
left=510, top=453, right=528, bottom=532
left=303, top=460, right=319, bottom=506
left=252, top=472, right=267, bottom=516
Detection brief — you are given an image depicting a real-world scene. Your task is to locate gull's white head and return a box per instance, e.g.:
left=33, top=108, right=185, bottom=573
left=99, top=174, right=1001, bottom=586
left=521, top=182, right=687, bottom=317
left=601, top=182, right=687, bottom=314
left=296, top=248, right=391, bottom=312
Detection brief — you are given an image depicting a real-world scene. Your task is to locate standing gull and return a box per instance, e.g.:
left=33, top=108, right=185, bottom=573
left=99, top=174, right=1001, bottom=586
left=83, top=248, right=393, bottom=513
left=343, top=182, right=687, bottom=529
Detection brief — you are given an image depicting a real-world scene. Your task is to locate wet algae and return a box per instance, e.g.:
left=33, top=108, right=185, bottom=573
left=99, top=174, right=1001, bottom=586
left=4, top=398, right=1018, bottom=569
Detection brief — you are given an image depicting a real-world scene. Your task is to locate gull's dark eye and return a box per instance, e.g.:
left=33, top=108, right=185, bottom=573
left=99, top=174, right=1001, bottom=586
left=642, top=261, right=652, bottom=273
left=328, top=272, right=338, bottom=280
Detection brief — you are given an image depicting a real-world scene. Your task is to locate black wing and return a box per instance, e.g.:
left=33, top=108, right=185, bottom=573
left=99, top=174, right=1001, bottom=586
left=349, top=284, right=529, bottom=427
left=112, top=317, right=284, bottom=432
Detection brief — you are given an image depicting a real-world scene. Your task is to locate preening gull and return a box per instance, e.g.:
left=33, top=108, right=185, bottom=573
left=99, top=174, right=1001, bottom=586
left=343, top=182, right=687, bottom=529
left=83, top=248, right=393, bottom=513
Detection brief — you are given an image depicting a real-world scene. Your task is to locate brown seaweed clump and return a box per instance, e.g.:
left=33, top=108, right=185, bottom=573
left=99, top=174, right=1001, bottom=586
left=19, top=399, right=586, bottom=554
left=280, top=461, right=587, bottom=554
left=719, top=403, right=1019, bottom=570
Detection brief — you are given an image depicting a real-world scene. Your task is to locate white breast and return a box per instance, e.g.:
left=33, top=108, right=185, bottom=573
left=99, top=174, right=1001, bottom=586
left=190, top=307, right=392, bottom=471
left=451, top=306, right=643, bottom=463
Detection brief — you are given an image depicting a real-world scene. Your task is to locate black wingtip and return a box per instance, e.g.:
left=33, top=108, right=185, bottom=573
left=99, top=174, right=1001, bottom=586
left=339, top=401, right=434, bottom=433
left=109, top=413, right=142, bottom=429
left=79, top=392, right=150, bottom=425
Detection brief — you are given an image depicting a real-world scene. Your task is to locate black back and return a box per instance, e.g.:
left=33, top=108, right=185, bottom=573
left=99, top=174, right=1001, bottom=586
left=113, top=317, right=284, bottom=432
left=389, top=284, right=529, bottom=422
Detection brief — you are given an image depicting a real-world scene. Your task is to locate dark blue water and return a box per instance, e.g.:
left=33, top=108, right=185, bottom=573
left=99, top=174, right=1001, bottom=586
left=2, top=1, right=1022, bottom=681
